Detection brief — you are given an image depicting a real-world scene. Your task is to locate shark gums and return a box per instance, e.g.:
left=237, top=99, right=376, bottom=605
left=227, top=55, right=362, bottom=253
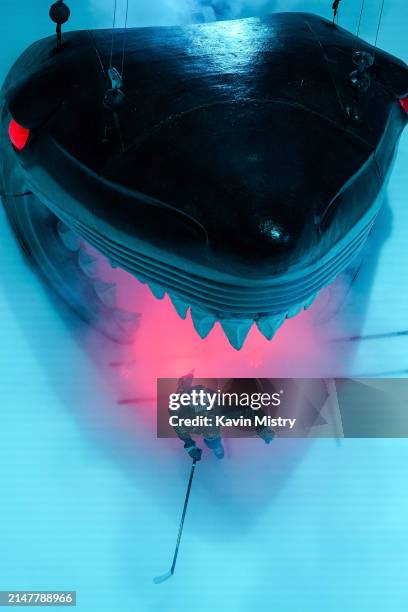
left=0, top=12, right=407, bottom=349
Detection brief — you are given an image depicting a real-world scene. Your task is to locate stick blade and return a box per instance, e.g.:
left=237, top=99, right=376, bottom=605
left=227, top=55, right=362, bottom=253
left=153, top=570, right=173, bottom=584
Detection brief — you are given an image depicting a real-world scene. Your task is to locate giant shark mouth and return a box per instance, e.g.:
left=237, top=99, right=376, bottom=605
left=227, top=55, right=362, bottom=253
left=1, top=13, right=407, bottom=349
left=0, top=182, right=384, bottom=349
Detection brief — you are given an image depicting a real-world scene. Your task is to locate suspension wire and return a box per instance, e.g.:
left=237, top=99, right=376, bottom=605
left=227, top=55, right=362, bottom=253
left=356, top=0, right=366, bottom=37
left=373, top=0, right=386, bottom=55
left=109, top=0, right=118, bottom=69
left=121, top=0, right=129, bottom=78
left=332, top=0, right=341, bottom=25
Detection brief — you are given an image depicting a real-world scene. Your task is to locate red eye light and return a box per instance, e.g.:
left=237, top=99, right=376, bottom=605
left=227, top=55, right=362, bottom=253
left=8, top=118, right=30, bottom=151
left=399, top=97, right=408, bottom=114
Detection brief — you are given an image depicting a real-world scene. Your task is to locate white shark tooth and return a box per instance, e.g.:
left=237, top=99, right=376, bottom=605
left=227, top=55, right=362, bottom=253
left=113, top=309, right=140, bottom=333
left=286, top=304, right=302, bottom=319
left=256, top=315, right=285, bottom=341
left=191, top=307, right=216, bottom=339
left=220, top=319, right=253, bottom=350
left=57, top=220, right=80, bottom=251
left=169, top=294, right=190, bottom=319
left=108, top=258, right=119, bottom=269
left=304, top=293, right=318, bottom=310
left=148, top=281, right=165, bottom=300
left=78, top=248, right=98, bottom=278
left=93, top=279, right=116, bottom=308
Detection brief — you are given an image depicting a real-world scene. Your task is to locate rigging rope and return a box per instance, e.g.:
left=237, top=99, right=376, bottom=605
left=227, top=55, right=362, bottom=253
left=373, top=0, right=386, bottom=54
left=109, top=0, right=117, bottom=69
left=109, top=0, right=129, bottom=78
left=356, top=0, right=366, bottom=37
left=332, top=0, right=341, bottom=24
left=121, top=0, right=130, bottom=78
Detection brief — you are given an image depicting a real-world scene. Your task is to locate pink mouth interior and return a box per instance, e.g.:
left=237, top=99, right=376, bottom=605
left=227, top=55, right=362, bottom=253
left=85, top=246, right=349, bottom=401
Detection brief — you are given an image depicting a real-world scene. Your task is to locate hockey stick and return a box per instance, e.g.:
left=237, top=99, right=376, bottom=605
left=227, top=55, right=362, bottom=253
left=153, top=459, right=197, bottom=584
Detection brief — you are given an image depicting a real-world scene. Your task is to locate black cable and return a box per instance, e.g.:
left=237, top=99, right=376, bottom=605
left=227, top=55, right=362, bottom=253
left=109, top=0, right=117, bottom=69
left=121, top=0, right=129, bottom=78
left=332, top=0, right=341, bottom=24
left=356, top=0, right=366, bottom=37
left=373, top=0, right=386, bottom=56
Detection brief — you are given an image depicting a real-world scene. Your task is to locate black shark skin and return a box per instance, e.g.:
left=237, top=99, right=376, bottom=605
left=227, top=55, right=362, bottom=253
left=1, top=13, right=407, bottom=348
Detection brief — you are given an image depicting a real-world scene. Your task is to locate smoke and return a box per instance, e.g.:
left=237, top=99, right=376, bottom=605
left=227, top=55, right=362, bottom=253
left=88, top=1, right=402, bottom=57
left=89, top=0, right=331, bottom=29
left=90, top=0, right=192, bottom=28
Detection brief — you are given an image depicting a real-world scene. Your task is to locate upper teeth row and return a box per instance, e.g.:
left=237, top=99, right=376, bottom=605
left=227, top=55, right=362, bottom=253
left=57, top=219, right=317, bottom=349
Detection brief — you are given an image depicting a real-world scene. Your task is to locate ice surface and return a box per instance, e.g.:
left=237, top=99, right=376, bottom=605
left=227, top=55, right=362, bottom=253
left=1, top=2, right=408, bottom=611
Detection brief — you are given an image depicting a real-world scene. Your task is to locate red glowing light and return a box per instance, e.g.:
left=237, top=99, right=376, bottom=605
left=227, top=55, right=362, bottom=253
left=8, top=118, right=30, bottom=151
left=399, top=97, right=408, bottom=114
